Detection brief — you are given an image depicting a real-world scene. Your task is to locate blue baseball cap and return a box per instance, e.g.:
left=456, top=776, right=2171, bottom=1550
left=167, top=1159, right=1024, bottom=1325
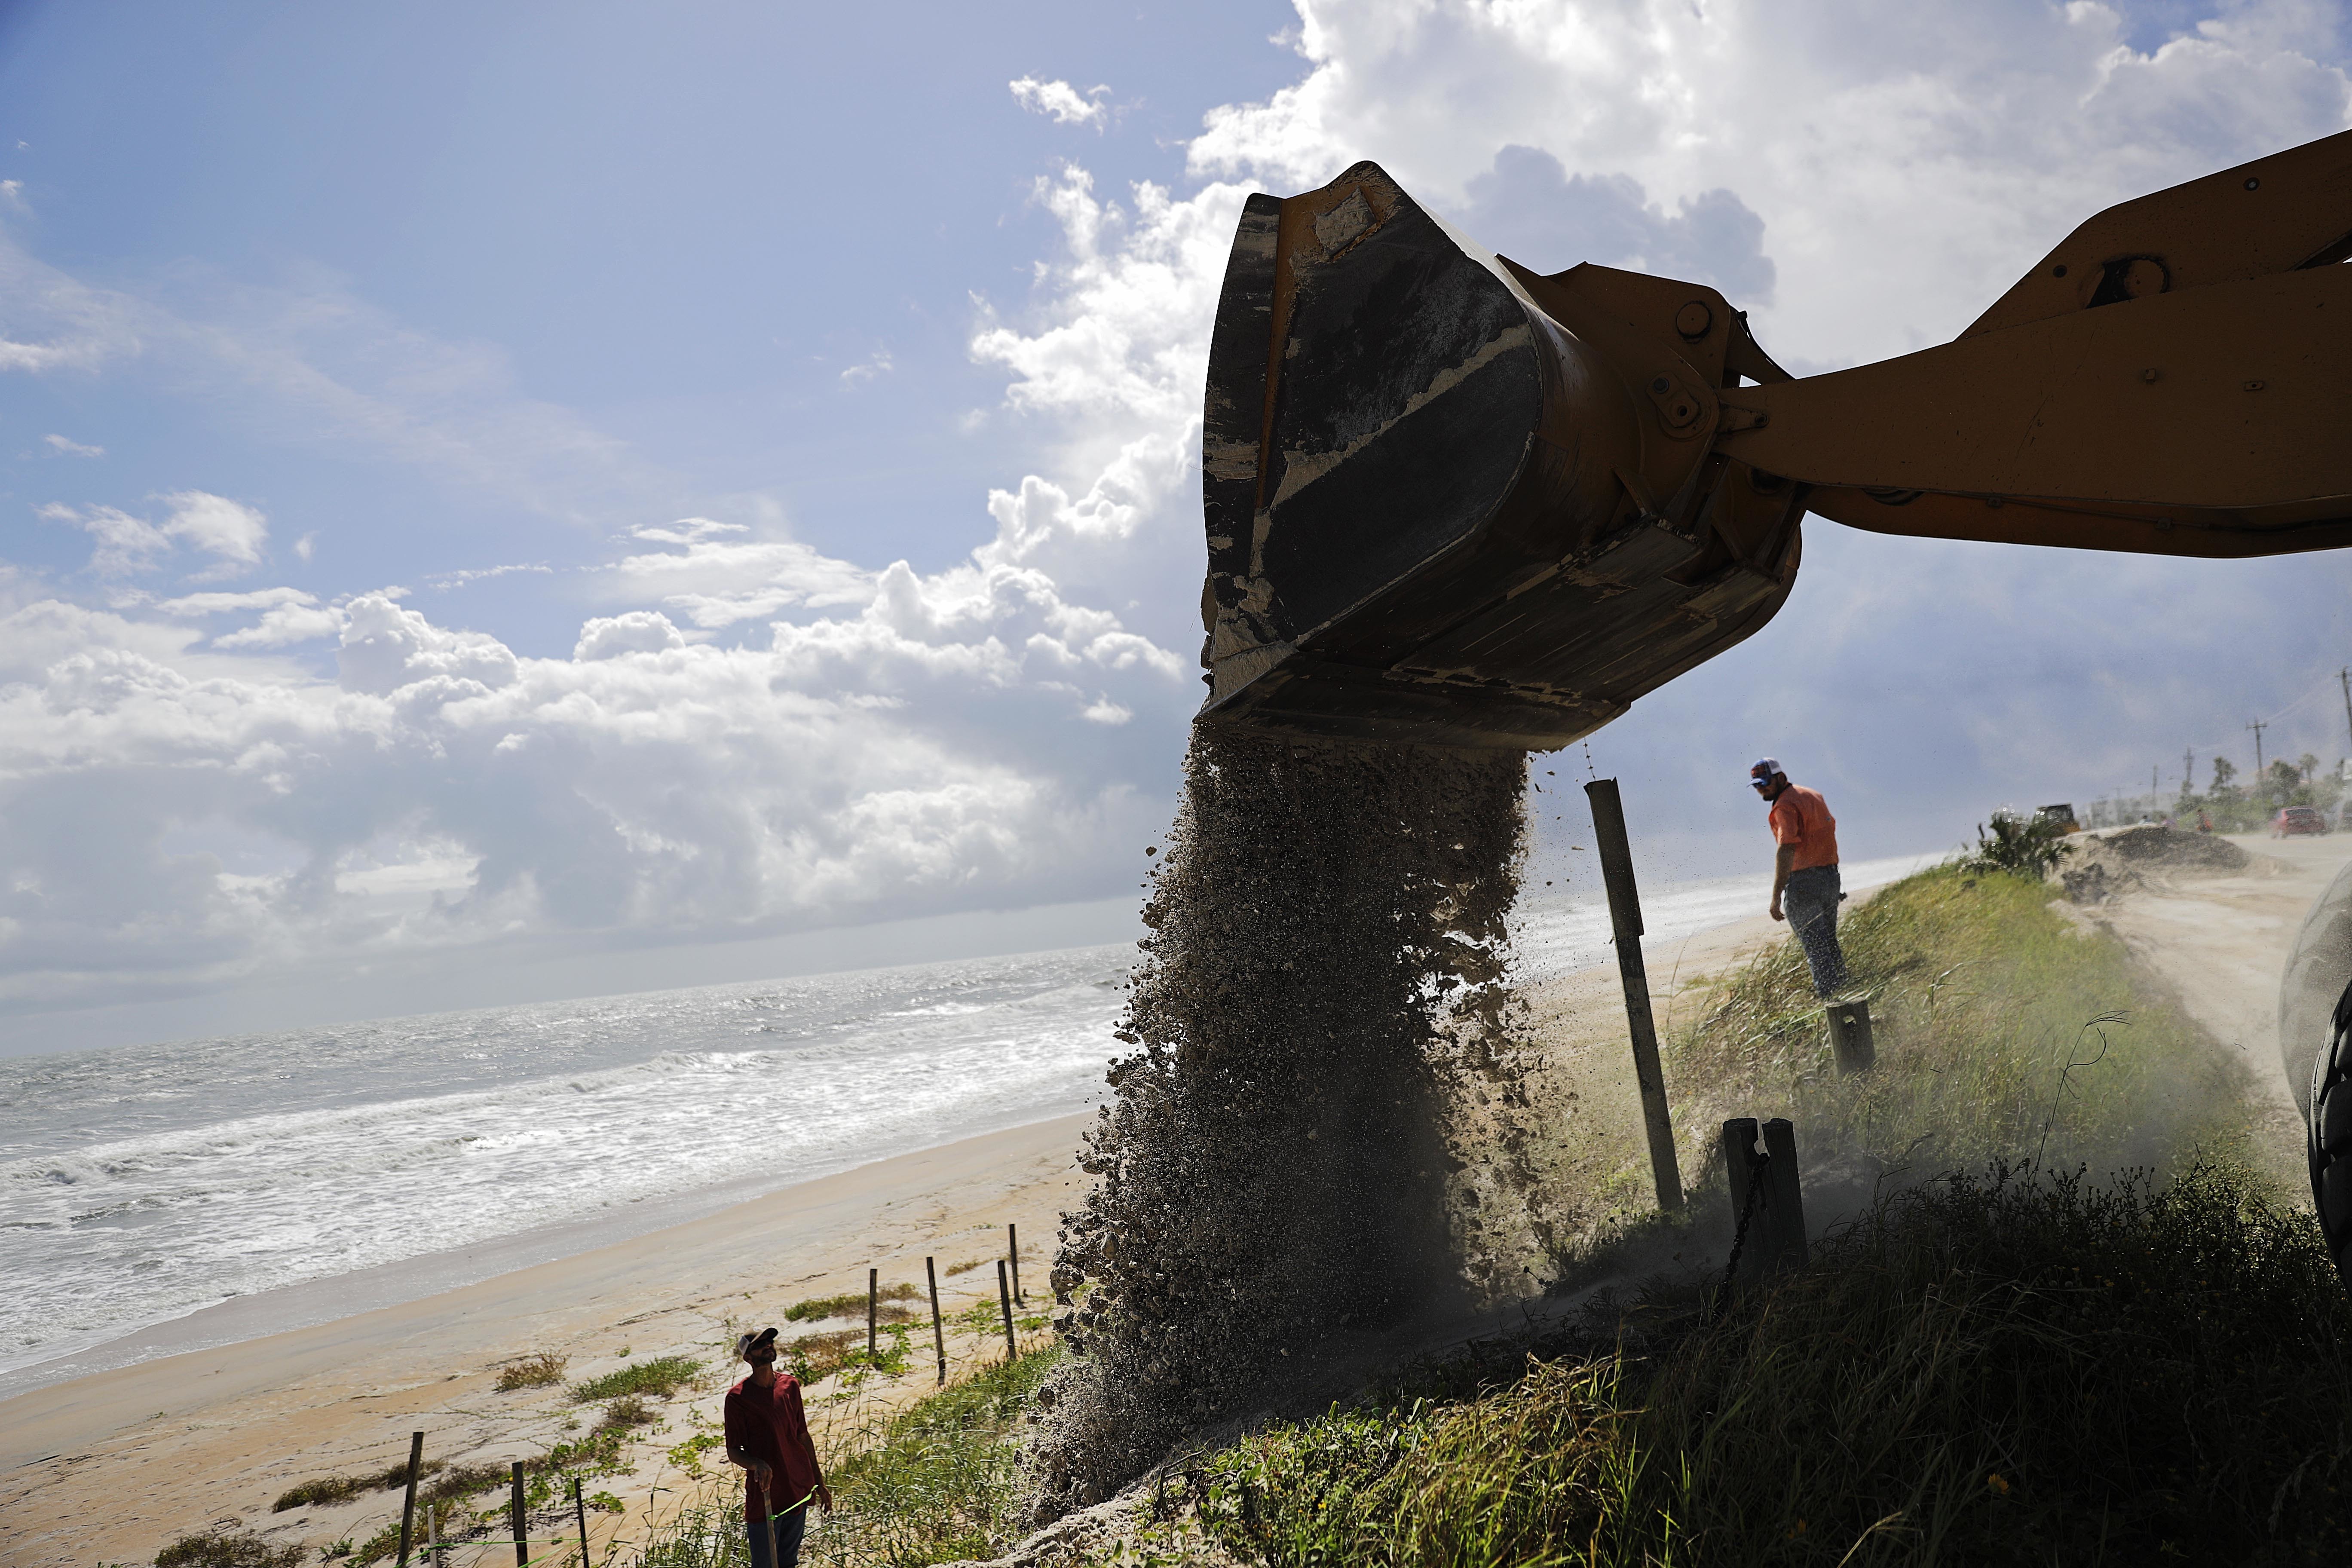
left=1748, top=758, right=1782, bottom=789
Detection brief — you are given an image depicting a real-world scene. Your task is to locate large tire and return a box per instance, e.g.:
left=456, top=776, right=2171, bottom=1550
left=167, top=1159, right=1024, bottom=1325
left=2316, top=982, right=2352, bottom=1294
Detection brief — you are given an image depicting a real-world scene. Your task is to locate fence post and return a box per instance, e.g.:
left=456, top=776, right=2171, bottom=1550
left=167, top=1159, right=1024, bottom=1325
left=867, top=1267, right=877, bottom=1361
left=1826, top=997, right=1876, bottom=1076
left=996, top=1259, right=1018, bottom=1360
left=573, top=1476, right=590, bottom=1568
left=1008, top=1222, right=1022, bottom=1305
left=396, top=1430, right=423, bottom=1568
left=510, top=1461, right=527, bottom=1567
left=1721, top=1119, right=1764, bottom=1287
left=926, top=1255, right=946, bottom=1384
left=1586, top=778, right=1685, bottom=1211
left=1760, top=1118, right=1810, bottom=1270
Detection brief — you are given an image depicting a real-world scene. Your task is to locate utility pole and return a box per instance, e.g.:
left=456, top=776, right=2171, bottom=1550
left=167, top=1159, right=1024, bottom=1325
left=2340, top=667, right=2352, bottom=753
left=2250, top=718, right=2269, bottom=789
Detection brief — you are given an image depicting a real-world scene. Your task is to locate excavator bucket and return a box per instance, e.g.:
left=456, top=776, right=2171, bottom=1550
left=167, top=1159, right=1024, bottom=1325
left=1197, top=162, right=1802, bottom=751
left=1200, top=132, right=2352, bottom=752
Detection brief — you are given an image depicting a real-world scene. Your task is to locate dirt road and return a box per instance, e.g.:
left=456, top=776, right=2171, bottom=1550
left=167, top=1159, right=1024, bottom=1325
left=2069, top=830, right=2352, bottom=1176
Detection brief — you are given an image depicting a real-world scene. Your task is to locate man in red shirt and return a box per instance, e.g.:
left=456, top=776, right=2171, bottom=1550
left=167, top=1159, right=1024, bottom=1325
left=724, top=1328, right=831, bottom=1568
left=1751, top=757, right=1849, bottom=997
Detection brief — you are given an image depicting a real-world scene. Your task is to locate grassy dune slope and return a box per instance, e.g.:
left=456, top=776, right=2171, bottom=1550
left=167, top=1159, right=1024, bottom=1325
left=567, top=866, right=2351, bottom=1566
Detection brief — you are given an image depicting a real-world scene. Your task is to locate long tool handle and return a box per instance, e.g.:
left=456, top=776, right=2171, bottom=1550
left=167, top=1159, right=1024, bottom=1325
left=1586, top=779, right=1684, bottom=1212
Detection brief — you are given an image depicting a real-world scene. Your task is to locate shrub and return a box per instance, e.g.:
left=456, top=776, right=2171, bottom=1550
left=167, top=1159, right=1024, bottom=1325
left=1966, top=808, right=2073, bottom=879
left=494, top=1352, right=568, bottom=1391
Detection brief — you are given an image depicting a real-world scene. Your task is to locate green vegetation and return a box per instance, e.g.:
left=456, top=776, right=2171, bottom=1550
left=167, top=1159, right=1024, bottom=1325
left=152, top=1528, right=302, bottom=1568
left=1965, top=808, right=2074, bottom=878
left=1186, top=1158, right=2352, bottom=1565
left=786, top=1282, right=919, bottom=1322
left=808, top=1344, right=1062, bottom=1566
left=271, top=1459, right=440, bottom=1512
left=1659, top=864, right=2253, bottom=1188
left=493, top=1351, right=569, bottom=1390
left=786, top=1323, right=914, bottom=1385
left=570, top=1354, right=704, bottom=1403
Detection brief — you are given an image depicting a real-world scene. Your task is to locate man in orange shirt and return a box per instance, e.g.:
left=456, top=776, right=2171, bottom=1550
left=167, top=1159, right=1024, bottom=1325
left=1751, top=757, right=1848, bottom=997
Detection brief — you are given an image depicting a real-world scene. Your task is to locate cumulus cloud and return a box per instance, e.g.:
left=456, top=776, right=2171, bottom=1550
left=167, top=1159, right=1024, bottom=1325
left=7, top=0, right=2352, bottom=1022
left=1011, top=76, right=1110, bottom=126
left=37, top=490, right=268, bottom=579
left=159, top=491, right=268, bottom=576
left=42, top=433, right=103, bottom=457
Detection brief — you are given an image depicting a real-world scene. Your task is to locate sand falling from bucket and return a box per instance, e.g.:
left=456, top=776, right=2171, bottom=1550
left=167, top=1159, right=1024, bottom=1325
left=1027, top=723, right=1548, bottom=1516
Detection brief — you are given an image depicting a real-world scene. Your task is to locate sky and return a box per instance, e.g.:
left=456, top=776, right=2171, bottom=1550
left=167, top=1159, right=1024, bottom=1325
left=2, top=0, right=2349, bottom=1054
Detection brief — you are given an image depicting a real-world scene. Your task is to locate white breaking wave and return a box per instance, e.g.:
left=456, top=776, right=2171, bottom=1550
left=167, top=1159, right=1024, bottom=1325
left=0, top=949, right=1132, bottom=1380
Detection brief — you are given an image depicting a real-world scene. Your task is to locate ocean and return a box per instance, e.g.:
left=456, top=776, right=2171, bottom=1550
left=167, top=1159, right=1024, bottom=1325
left=0, top=850, right=1939, bottom=1397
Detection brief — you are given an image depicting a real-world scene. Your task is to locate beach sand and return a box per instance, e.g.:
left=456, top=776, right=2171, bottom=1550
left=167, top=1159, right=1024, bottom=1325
left=0, top=1115, right=1089, bottom=1568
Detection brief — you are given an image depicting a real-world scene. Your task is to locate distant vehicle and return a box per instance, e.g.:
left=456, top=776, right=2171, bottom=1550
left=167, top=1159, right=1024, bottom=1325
left=2274, top=806, right=2330, bottom=837
left=2035, top=803, right=2080, bottom=834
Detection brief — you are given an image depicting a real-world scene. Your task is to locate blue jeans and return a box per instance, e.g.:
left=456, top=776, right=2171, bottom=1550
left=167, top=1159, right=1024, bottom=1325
left=1784, top=864, right=1847, bottom=997
left=746, top=1505, right=805, bottom=1568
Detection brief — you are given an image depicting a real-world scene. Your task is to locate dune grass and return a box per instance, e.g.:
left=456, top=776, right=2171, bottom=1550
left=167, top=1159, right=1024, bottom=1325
left=1186, top=1155, right=2352, bottom=1565
left=1660, top=862, right=2257, bottom=1192
left=805, top=1346, right=1063, bottom=1567
left=570, top=1354, right=704, bottom=1403
left=786, top=1283, right=920, bottom=1322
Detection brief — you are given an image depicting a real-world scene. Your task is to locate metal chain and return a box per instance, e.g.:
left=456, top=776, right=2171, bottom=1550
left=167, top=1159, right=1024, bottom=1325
left=1719, top=1148, right=1771, bottom=1295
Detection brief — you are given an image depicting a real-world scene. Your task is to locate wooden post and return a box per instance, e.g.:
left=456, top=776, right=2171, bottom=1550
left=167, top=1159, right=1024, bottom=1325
left=996, top=1259, right=1018, bottom=1360
left=1008, top=1222, right=1022, bottom=1305
left=573, top=1476, right=590, bottom=1568
left=1761, top=1118, right=1810, bottom=1270
left=867, top=1267, right=878, bottom=1361
left=926, top=1255, right=946, bottom=1385
left=426, top=1501, right=436, bottom=1568
left=1586, top=778, right=1685, bottom=1211
left=396, top=1430, right=424, bottom=1568
left=1721, top=1119, right=1764, bottom=1287
left=510, top=1461, right=527, bottom=1567
left=1826, top=996, right=1876, bottom=1076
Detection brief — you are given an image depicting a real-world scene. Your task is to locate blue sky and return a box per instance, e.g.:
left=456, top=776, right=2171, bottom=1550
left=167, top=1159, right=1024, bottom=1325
left=3, top=0, right=2349, bottom=1052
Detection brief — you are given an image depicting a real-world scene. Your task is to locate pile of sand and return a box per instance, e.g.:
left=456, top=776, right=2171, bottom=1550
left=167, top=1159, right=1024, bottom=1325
left=2059, top=825, right=2255, bottom=903
left=1026, top=724, right=1541, bottom=1517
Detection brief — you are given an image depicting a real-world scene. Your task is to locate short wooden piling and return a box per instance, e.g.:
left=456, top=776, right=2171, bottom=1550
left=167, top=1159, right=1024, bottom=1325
left=867, top=1266, right=878, bottom=1361
left=1008, top=1222, right=1022, bottom=1305
left=396, top=1430, right=423, bottom=1568
left=510, top=1461, right=527, bottom=1567
left=1761, top=1117, right=1809, bottom=1269
left=996, top=1258, right=1018, bottom=1360
left=1586, top=778, right=1685, bottom=1212
left=573, top=1476, right=590, bottom=1567
left=926, top=1255, right=946, bottom=1384
left=1721, top=1116, right=1810, bottom=1286
left=1827, top=996, right=1876, bottom=1076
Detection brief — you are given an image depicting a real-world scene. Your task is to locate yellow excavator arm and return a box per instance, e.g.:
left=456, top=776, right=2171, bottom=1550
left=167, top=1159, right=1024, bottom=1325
left=1196, top=131, right=2352, bottom=750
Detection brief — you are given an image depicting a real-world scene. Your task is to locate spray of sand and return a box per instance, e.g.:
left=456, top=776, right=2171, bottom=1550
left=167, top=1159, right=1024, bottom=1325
left=1026, top=724, right=1545, bottom=1515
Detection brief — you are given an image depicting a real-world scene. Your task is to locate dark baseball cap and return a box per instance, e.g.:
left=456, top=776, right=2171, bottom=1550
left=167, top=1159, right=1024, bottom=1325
left=737, top=1327, right=779, bottom=1362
